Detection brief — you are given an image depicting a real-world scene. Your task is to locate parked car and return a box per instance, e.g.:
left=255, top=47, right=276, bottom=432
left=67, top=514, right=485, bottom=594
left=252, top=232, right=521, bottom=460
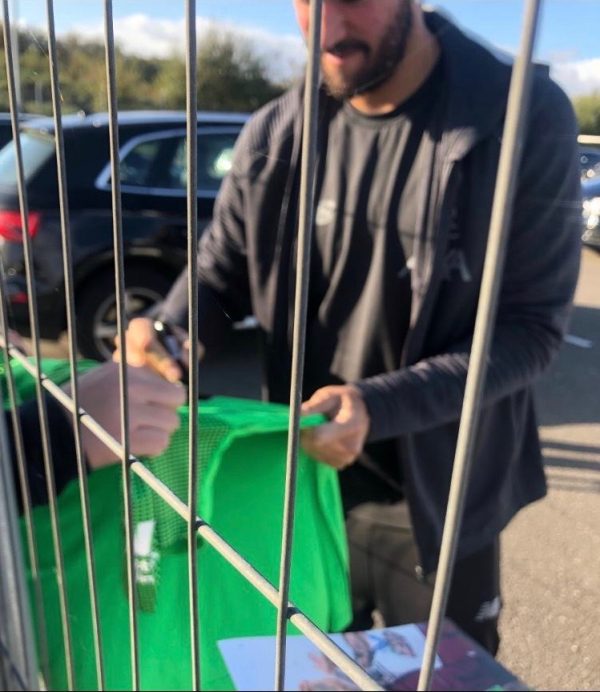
left=582, top=176, right=600, bottom=250
left=579, top=146, right=600, bottom=181
left=0, top=110, right=248, bottom=360
left=0, top=112, right=45, bottom=149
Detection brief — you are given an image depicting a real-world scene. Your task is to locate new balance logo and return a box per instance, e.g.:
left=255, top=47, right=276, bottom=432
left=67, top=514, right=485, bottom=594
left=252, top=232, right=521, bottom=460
left=475, top=595, right=502, bottom=622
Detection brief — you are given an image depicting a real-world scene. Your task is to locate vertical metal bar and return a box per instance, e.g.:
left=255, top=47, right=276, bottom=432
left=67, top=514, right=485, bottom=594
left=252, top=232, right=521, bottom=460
left=0, top=267, right=49, bottom=685
left=0, top=380, right=39, bottom=691
left=417, top=1, right=543, bottom=689
left=45, top=1, right=105, bottom=688
left=274, top=0, right=323, bottom=689
left=9, top=0, right=21, bottom=110
left=102, top=1, right=139, bottom=688
left=1, top=3, right=75, bottom=688
left=0, top=638, right=7, bottom=691
left=184, top=1, right=202, bottom=690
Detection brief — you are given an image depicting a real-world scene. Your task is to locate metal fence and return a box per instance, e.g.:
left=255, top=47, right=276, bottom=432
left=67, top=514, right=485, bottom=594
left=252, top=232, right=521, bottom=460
left=0, top=0, right=545, bottom=690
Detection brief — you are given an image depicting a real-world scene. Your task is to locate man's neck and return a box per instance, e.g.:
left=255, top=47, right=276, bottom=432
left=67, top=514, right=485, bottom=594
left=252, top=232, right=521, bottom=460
left=349, top=10, right=440, bottom=116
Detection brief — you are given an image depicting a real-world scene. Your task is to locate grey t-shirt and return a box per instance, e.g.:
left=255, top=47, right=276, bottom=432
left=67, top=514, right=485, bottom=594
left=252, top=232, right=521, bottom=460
left=305, top=61, right=444, bottom=507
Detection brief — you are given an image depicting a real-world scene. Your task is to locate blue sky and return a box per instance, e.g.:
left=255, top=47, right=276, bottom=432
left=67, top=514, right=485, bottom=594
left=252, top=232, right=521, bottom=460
left=12, top=1, right=600, bottom=94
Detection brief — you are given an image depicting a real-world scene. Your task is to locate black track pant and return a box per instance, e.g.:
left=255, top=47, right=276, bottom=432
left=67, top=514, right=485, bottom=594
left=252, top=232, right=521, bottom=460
left=345, top=502, right=501, bottom=656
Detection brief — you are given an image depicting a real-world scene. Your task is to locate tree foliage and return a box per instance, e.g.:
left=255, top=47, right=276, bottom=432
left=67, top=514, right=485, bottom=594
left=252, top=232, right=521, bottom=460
left=197, top=33, right=286, bottom=112
left=0, top=25, right=287, bottom=115
left=573, top=92, right=600, bottom=136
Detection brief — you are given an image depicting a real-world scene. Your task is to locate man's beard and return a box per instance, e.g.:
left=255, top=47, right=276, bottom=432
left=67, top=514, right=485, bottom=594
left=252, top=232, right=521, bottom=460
left=322, top=1, right=413, bottom=101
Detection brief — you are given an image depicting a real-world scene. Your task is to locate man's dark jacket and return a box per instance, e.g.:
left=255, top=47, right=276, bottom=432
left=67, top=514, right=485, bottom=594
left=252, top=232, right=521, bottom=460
left=160, top=10, right=582, bottom=571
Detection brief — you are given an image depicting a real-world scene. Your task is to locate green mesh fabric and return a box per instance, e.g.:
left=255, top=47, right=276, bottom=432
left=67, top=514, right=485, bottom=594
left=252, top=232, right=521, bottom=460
left=13, top=359, right=352, bottom=690
left=1, top=357, right=98, bottom=408
left=131, top=399, right=325, bottom=613
left=134, top=398, right=325, bottom=549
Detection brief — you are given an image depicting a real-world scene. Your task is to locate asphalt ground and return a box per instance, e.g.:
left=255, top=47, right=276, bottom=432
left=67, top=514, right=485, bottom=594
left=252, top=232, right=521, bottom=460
left=497, top=247, right=600, bottom=691
left=26, top=248, right=600, bottom=691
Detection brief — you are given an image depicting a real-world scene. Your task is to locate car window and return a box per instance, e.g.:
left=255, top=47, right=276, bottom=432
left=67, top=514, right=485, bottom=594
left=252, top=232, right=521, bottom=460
left=119, top=139, right=163, bottom=187
left=166, top=133, right=237, bottom=192
left=579, top=148, right=600, bottom=181
left=117, top=131, right=237, bottom=193
left=0, top=131, right=55, bottom=186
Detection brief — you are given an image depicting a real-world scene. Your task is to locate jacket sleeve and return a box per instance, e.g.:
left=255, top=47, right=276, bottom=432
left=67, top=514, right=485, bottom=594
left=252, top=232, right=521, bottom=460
left=7, top=395, right=79, bottom=513
left=357, top=78, right=583, bottom=440
left=156, top=130, right=254, bottom=354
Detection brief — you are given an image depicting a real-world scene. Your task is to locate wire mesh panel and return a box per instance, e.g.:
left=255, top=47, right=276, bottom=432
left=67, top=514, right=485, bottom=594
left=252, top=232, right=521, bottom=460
left=274, top=0, right=323, bottom=688
left=44, top=1, right=106, bottom=687
left=0, top=378, right=38, bottom=690
left=1, top=0, right=74, bottom=687
left=0, top=0, right=549, bottom=690
left=183, top=2, right=202, bottom=688
left=416, top=0, right=543, bottom=687
left=102, top=2, right=140, bottom=687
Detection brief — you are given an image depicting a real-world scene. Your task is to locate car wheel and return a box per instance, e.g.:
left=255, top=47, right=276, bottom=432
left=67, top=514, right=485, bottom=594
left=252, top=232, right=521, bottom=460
left=76, top=267, right=173, bottom=361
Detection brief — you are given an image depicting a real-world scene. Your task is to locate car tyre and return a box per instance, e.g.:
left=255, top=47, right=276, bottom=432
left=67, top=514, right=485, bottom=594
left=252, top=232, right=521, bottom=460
left=76, top=266, right=173, bottom=361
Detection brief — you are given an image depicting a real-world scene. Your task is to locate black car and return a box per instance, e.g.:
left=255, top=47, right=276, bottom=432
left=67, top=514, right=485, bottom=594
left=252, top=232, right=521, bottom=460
left=582, top=176, right=600, bottom=250
left=0, top=110, right=247, bottom=359
left=0, top=112, right=44, bottom=149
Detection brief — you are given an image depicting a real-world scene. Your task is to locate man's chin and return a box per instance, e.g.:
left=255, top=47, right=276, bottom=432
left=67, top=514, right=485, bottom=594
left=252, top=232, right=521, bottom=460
left=322, top=72, right=391, bottom=101
left=323, top=77, right=355, bottom=101
left=322, top=68, right=363, bottom=100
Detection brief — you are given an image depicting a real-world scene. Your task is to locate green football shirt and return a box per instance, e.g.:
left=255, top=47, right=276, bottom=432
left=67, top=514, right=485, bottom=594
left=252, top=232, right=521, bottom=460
left=7, top=360, right=351, bottom=690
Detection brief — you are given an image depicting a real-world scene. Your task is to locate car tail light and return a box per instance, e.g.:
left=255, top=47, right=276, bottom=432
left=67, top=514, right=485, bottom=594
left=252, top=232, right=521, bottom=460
left=0, top=210, right=42, bottom=242
left=10, top=291, right=28, bottom=304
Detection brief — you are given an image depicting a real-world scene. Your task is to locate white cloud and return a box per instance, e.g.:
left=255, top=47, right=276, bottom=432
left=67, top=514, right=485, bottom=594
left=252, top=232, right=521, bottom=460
left=551, top=58, right=600, bottom=97
left=65, top=14, right=306, bottom=83
left=20, top=13, right=600, bottom=97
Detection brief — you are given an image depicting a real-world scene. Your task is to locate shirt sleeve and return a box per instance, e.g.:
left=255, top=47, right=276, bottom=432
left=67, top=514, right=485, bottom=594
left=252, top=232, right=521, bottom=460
left=155, top=127, right=255, bottom=357
left=356, top=77, right=582, bottom=441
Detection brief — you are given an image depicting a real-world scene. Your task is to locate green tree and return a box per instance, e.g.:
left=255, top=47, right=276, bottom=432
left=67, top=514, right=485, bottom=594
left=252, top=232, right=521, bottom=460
left=149, top=33, right=287, bottom=112
left=152, top=55, right=186, bottom=109
left=0, top=25, right=286, bottom=116
left=195, top=32, right=285, bottom=112
left=573, top=92, right=600, bottom=136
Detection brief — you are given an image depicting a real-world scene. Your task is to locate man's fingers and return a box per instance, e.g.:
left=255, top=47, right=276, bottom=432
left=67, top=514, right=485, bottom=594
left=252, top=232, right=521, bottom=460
left=114, top=316, right=188, bottom=383
left=301, top=387, right=342, bottom=416
left=306, top=429, right=363, bottom=461
left=300, top=386, right=370, bottom=469
left=305, top=418, right=357, bottom=446
left=143, top=349, right=183, bottom=384
left=130, top=427, right=173, bottom=458
left=301, top=426, right=361, bottom=469
left=114, top=317, right=154, bottom=360
left=129, top=401, right=182, bottom=432
left=76, top=360, right=186, bottom=470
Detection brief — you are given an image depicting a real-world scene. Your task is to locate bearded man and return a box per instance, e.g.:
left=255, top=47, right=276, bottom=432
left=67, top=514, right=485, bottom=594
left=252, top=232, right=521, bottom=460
left=123, top=0, right=581, bottom=654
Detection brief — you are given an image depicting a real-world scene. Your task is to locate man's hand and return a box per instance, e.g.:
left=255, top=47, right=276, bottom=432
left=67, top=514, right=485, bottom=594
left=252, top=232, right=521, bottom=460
left=114, top=316, right=197, bottom=384
left=301, top=385, right=370, bottom=470
left=63, top=362, right=187, bottom=470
